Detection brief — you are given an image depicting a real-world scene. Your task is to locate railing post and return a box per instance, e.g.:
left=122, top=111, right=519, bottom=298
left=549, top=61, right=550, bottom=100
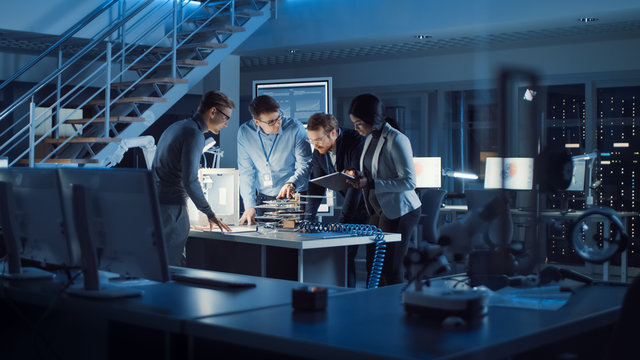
left=29, top=97, right=35, bottom=168
left=230, top=0, right=235, bottom=26
left=105, top=41, right=112, bottom=138
left=171, top=0, right=178, bottom=79
left=56, top=49, right=62, bottom=139
left=119, top=0, right=126, bottom=82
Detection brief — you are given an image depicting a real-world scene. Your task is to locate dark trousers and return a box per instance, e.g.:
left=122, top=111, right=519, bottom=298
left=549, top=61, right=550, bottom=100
left=159, top=203, right=190, bottom=267
left=366, top=207, right=421, bottom=286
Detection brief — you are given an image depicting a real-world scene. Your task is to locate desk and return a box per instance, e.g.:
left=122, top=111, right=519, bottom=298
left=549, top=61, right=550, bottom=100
left=0, top=267, right=355, bottom=360
left=185, top=281, right=628, bottom=360
left=187, top=230, right=400, bottom=287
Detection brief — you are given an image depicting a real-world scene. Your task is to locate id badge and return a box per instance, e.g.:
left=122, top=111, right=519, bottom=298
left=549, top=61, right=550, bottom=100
left=262, top=172, right=273, bottom=187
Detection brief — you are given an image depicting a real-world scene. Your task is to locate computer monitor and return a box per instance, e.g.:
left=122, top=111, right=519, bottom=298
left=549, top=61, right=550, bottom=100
left=58, top=168, right=169, bottom=298
left=484, top=157, right=534, bottom=190
left=0, top=168, right=77, bottom=279
left=253, top=77, right=332, bottom=123
left=413, top=157, right=442, bottom=188
left=188, top=168, right=240, bottom=226
left=566, top=157, right=587, bottom=192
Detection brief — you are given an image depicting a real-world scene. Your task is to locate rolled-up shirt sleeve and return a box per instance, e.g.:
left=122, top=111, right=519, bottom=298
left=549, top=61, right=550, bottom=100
left=182, top=131, right=215, bottom=219
left=237, top=127, right=258, bottom=209
left=286, top=123, right=312, bottom=190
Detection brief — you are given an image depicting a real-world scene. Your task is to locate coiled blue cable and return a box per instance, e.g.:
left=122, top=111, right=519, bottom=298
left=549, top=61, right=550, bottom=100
left=299, top=221, right=386, bottom=289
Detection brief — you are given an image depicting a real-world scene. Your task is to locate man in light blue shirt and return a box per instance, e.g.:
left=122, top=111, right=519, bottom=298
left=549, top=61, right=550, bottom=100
left=237, top=95, right=312, bottom=225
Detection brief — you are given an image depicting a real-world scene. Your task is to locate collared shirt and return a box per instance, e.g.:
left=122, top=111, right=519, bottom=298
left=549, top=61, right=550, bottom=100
left=237, top=117, right=312, bottom=209
left=327, top=146, right=337, bottom=171
left=152, top=113, right=215, bottom=219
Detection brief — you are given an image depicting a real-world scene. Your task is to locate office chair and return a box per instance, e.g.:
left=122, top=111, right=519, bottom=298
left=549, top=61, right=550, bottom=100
left=464, top=189, right=515, bottom=250
left=418, top=189, right=446, bottom=245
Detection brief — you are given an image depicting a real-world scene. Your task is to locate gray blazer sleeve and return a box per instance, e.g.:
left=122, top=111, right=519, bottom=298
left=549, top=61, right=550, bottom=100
left=374, top=132, right=417, bottom=193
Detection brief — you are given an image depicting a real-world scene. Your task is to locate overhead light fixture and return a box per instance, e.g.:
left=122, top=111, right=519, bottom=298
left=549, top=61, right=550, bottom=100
left=579, top=17, right=599, bottom=23
left=414, top=35, right=432, bottom=40
left=288, top=49, right=299, bottom=54
left=523, top=89, right=537, bottom=102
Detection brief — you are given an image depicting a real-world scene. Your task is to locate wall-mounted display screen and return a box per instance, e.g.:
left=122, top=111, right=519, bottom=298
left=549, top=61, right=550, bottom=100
left=253, top=77, right=332, bottom=123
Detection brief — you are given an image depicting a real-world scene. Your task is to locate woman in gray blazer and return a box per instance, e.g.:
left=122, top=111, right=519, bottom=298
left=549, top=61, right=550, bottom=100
left=347, top=94, right=422, bottom=285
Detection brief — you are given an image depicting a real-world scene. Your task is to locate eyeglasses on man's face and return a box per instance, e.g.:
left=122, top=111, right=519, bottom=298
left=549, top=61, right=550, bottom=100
left=257, top=112, right=283, bottom=126
left=306, top=137, right=326, bottom=145
left=306, top=131, right=331, bottom=145
left=215, top=107, right=231, bottom=122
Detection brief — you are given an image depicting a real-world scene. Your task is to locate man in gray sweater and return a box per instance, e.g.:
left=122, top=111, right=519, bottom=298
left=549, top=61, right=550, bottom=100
left=152, top=91, right=235, bottom=266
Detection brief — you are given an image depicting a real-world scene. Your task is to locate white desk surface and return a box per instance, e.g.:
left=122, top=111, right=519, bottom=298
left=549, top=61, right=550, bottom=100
left=189, top=229, right=401, bottom=250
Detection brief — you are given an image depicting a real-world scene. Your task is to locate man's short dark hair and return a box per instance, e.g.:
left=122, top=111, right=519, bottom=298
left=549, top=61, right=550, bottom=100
left=248, top=95, right=280, bottom=118
left=306, top=113, right=338, bottom=134
left=198, top=91, right=236, bottom=115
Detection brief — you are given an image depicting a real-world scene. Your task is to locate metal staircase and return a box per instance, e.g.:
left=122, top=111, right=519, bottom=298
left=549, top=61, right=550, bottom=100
left=0, top=0, right=271, bottom=167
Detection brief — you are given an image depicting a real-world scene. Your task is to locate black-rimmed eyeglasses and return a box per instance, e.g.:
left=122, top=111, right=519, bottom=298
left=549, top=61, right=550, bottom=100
left=216, top=108, right=231, bottom=122
left=257, top=112, right=283, bottom=126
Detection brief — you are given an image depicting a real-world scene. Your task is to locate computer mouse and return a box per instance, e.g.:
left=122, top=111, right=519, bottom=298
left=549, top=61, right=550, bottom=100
left=441, top=316, right=467, bottom=330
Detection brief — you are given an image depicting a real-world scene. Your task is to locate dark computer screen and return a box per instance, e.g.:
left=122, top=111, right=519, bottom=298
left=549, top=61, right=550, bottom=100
left=0, top=168, right=78, bottom=278
left=58, top=168, right=170, bottom=291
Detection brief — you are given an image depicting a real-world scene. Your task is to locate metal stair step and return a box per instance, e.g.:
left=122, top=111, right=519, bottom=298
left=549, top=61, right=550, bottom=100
left=174, top=25, right=245, bottom=38
left=110, top=77, right=188, bottom=88
left=192, top=9, right=264, bottom=21
left=87, top=97, right=167, bottom=106
left=42, top=137, right=122, bottom=144
left=219, top=0, right=269, bottom=6
left=151, top=42, right=228, bottom=54
left=17, top=158, right=99, bottom=165
left=65, top=116, right=146, bottom=124
left=128, top=59, right=208, bottom=70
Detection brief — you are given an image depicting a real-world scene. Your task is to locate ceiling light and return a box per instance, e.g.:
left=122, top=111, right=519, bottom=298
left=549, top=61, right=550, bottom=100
left=288, top=49, right=299, bottom=54
left=414, top=35, right=432, bottom=40
left=578, top=17, right=599, bottom=23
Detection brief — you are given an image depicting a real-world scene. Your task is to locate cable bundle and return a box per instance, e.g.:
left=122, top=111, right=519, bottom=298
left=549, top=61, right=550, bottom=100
left=298, top=221, right=386, bottom=289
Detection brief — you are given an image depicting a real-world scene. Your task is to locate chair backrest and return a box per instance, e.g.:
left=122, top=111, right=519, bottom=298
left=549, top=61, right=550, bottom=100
left=419, top=189, right=446, bottom=244
left=464, top=189, right=513, bottom=249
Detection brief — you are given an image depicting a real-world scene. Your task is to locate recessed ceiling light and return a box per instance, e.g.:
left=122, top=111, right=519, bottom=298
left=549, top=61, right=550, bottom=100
left=288, top=49, right=299, bottom=54
left=578, top=17, right=599, bottom=23
left=414, top=35, right=432, bottom=40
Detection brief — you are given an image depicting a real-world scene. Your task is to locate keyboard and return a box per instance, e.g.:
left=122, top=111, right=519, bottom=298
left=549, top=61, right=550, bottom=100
left=169, top=266, right=256, bottom=289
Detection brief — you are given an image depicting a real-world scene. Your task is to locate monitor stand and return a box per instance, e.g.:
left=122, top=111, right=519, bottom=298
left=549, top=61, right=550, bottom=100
left=65, top=184, right=142, bottom=299
left=0, top=261, right=54, bottom=280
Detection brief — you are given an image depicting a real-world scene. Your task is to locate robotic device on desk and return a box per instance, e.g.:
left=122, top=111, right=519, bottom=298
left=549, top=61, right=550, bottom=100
left=438, top=193, right=514, bottom=262
left=401, top=245, right=488, bottom=322
left=255, top=196, right=309, bottom=229
left=570, top=206, right=629, bottom=264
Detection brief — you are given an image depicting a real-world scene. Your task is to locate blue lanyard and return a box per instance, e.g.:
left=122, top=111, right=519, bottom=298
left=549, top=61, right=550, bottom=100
left=326, top=153, right=333, bottom=173
left=258, top=132, right=279, bottom=165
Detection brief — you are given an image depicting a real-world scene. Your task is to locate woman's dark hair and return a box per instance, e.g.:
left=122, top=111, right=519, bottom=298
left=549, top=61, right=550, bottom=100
left=348, top=93, right=401, bottom=132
